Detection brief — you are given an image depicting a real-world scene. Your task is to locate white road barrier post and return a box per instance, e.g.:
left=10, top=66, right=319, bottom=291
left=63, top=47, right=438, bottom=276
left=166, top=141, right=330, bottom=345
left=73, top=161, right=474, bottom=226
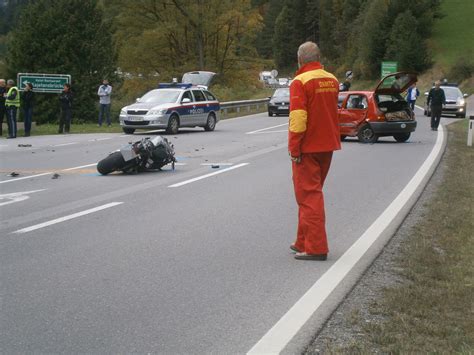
left=468, top=115, right=473, bottom=147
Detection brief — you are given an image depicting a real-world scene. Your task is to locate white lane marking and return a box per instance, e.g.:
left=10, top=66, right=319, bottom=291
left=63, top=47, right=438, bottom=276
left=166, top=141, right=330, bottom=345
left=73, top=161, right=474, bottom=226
left=63, top=163, right=97, bottom=171
left=169, top=163, right=249, bottom=188
left=250, top=129, right=288, bottom=135
left=52, top=142, right=77, bottom=147
left=246, top=123, right=288, bottom=135
left=415, top=104, right=424, bottom=111
left=200, top=163, right=233, bottom=166
left=0, top=172, right=51, bottom=184
left=0, top=189, right=46, bottom=207
left=247, top=128, right=445, bottom=354
left=88, top=137, right=113, bottom=142
left=12, top=202, right=123, bottom=234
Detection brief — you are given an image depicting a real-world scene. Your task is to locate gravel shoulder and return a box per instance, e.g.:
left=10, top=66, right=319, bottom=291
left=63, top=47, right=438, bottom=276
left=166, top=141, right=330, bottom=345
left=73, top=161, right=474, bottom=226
left=304, top=134, right=448, bottom=354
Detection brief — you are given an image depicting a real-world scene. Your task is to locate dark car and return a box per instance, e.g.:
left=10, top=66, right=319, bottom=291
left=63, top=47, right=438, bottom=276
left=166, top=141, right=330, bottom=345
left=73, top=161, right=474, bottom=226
left=268, top=88, right=289, bottom=116
left=424, top=83, right=468, bottom=118
left=338, top=72, right=418, bottom=143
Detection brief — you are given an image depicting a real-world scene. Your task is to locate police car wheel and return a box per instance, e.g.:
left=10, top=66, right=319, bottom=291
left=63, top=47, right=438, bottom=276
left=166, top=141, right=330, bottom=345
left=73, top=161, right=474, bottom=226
left=122, top=128, right=135, bottom=134
left=204, top=113, right=216, bottom=131
left=166, top=115, right=179, bottom=134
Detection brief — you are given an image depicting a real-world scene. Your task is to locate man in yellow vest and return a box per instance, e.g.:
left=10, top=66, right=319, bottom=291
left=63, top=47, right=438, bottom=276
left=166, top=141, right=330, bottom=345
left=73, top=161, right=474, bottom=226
left=5, top=79, right=20, bottom=139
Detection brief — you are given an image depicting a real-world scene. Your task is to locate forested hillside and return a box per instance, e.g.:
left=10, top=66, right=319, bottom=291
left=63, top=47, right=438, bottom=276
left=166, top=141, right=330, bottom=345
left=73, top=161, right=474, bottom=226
left=0, top=0, right=472, bottom=123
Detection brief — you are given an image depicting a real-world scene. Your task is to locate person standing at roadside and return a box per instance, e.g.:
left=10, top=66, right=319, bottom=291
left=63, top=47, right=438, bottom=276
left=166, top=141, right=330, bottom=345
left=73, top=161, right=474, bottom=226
left=21, top=83, right=34, bottom=137
left=339, top=70, right=352, bottom=92
left=288, top=41, right=341, bottom=261
left=5, top=79, right=20, bottom=139
left=427, top=80, right=446, bottom=131
left=0, top=79, right=7, bottom=137
left=406, top=82, right=419, bottom=111
left=59, top=83, right=73, bottom=134
left=97, top=79, right=112, bottom=127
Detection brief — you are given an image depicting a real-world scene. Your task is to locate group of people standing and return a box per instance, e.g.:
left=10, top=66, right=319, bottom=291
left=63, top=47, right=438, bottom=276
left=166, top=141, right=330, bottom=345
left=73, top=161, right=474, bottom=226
left=0, top=79, right=34, bottom=138
left=0, top=79, right=112, bottom=138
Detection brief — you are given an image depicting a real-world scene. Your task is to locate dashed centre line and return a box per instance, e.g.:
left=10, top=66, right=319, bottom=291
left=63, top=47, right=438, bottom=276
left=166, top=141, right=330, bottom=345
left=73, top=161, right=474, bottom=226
left=246, top=123, right=288, bottom=135
left=12, top=202, right=123, bottom=234
left=169, top=163, right=249, bottom=187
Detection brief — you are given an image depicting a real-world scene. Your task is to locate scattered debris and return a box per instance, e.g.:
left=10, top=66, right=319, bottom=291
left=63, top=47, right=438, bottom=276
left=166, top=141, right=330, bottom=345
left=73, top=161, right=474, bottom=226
left=51, top=173, right=60, bottom=179
left=8, top=172, right=20, bottom=177
left=18, top=144, right=32, bottom=147
left=211, top=165, right=220, bottom=169
left=195, top=149, right=199, bottom=151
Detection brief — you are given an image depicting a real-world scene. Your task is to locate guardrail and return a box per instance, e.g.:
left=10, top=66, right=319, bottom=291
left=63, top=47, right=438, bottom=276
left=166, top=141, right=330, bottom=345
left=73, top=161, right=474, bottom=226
left=220, top=98, right=269, bottom=115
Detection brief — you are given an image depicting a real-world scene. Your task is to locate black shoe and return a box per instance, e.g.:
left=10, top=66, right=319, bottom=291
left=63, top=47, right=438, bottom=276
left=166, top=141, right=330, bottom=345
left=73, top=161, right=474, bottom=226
left=290, top=244, right=302, bottom=253
left=295, top=252, right=328, bottom=261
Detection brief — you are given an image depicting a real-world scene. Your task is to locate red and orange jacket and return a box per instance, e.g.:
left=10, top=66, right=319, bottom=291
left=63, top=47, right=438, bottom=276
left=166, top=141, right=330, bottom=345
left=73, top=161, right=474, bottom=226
left=288, top=62, right=341, bottom=157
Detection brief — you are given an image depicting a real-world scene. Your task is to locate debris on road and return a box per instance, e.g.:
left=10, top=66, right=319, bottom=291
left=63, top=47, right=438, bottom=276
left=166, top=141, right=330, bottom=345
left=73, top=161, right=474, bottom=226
left=51, top=173, right=60, bottom=179
left=211, top=165, right=220, bottom=169
left=18, top=144, right=32, bottom=147
left=8, top=172, right=20, bottom=177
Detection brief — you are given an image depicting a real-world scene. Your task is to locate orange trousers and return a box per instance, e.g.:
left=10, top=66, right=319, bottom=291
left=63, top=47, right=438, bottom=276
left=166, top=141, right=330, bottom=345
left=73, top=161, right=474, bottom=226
left=292, top=152, right=333, bottom=254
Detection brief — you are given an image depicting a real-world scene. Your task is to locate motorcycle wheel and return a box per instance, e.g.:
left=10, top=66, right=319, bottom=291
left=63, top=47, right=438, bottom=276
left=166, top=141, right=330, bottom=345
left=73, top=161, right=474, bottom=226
left=97, top=151, right=126, bottom=175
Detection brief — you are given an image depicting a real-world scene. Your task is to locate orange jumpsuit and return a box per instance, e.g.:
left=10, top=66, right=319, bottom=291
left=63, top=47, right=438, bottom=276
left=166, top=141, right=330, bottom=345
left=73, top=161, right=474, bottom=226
left=288, top=62, right=341, bottom=254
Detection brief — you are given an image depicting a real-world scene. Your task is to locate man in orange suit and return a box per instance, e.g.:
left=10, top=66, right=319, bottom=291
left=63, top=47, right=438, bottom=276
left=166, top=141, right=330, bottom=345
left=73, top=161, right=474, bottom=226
left=289, top=41, right=341, bottom=260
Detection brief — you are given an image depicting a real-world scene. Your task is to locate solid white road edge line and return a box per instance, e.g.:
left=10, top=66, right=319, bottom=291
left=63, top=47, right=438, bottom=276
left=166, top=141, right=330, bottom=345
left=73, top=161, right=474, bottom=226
left=247, top=128, right=445, bottom=355
left=246, top=123, right=288, bottom=135
left=12, top=202, right=123, bottom=234
left=169, top=163, right=249, bottom=188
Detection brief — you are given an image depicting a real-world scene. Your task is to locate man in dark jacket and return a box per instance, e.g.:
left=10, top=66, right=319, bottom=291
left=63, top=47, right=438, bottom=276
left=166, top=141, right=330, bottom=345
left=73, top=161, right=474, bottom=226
left=59, top=83, right=73, bottom=134
left=0, top=79, right=6, bottom=137
left=427, top=80, right=446, bottom=131
left=21, top=82, right=34, bottom=136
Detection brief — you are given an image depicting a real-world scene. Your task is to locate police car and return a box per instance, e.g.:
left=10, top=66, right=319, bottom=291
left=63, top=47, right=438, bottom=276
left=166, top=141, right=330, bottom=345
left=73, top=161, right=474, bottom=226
left=119, top=71, right=220, bottom=134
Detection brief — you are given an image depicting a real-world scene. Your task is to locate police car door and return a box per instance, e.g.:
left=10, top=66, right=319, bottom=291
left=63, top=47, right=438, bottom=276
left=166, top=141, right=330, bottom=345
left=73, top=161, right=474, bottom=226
left=180, top=90, right=194, bottom=126
left=191, top=89, right=208, bottom=124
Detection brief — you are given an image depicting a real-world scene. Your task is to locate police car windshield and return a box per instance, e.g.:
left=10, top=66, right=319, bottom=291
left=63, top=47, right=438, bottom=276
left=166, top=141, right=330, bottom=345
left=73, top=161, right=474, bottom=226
left=139, top=89, right=180, bottom=104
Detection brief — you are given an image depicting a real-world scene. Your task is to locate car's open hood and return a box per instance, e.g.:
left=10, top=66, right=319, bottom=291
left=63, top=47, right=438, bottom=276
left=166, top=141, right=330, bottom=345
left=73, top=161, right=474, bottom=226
left=182, top=71, right=216, bottom=88
left=374, top=72, right=417, bottom=95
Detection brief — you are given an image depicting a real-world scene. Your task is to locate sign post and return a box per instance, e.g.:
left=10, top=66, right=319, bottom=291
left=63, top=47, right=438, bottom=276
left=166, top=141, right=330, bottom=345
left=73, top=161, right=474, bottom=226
left=17, top=73, right=71, bottom=93
left=381, top=61, right=398, bottom=79
left=468, top=116, right=473, bottom=147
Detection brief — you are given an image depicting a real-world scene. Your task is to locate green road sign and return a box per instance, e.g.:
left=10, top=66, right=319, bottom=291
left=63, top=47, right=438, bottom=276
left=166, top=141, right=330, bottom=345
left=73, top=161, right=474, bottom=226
left=17, top=73, right=71, bottom=93
left=381, top=61, right=398, bottom=79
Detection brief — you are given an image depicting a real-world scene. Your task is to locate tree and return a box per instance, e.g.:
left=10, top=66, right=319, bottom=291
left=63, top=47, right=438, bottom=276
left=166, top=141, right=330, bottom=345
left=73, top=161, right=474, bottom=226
left=114, top=0, right=263, bottom=96
left=385, top=10, right=429, bottom=72
left=255, top=0, right=285, bottom=58
left=7, top=0, right=117, bottom=124
left=352, top=0, right=390, bottom=78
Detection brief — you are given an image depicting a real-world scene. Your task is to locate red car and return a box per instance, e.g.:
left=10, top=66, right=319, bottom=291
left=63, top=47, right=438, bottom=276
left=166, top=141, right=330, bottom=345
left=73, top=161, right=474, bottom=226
left=338, top=72, right=418, bottom=143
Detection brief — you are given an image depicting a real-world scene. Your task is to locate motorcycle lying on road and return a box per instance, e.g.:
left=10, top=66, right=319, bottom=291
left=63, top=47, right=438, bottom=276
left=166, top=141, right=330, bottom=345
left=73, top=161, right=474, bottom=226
left=97, top=136, right=176, bottom=175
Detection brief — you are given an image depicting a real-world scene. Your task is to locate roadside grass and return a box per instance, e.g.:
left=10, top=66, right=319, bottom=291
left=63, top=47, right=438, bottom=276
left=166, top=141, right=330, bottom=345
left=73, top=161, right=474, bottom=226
left=329, top=120, right=474, bottom=353
left=431, top=0, right=474, bottom=68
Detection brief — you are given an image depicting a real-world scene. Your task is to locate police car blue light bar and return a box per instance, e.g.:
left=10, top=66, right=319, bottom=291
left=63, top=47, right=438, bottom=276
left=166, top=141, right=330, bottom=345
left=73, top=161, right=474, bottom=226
left=158, top=83, right=192, bottom=89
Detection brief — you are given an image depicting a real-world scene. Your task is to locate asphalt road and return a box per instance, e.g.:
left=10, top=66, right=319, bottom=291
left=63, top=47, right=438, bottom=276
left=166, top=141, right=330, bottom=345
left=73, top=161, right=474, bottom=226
left=0, top=110, right=445, bottom=353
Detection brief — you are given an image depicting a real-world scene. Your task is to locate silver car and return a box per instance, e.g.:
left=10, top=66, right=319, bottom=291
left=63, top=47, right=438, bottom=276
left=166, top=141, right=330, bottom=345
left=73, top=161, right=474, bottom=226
left=120, top=72, right=220, bottom=134
left=424, top=84, right=468, bottom=118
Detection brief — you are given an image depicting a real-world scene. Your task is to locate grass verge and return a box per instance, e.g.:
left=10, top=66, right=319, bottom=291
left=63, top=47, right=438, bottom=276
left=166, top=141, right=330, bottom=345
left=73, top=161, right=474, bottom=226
left=323, top=120, right=474, bottom=353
